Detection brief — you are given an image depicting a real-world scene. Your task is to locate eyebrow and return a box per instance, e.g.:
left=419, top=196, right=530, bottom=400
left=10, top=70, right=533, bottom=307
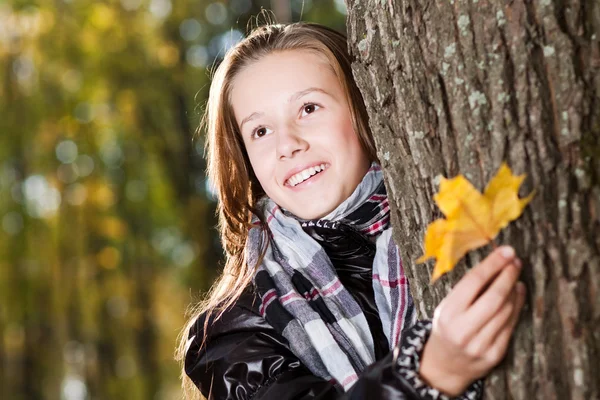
left=239, top=87, right=331, bottom=131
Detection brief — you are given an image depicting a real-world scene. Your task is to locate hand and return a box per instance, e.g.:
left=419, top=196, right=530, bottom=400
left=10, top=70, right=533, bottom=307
left=418, top=246, right=527, bottom=396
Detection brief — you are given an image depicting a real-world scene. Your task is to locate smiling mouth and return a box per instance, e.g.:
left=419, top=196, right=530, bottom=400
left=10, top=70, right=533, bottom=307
left=286, top=163, right=329, bottom=187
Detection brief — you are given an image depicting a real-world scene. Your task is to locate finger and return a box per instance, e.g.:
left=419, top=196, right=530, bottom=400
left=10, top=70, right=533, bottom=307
left=486, top=282, right=527, bottom=364
left=466, top=285, right=519, bottom=357
left=463, top=261, right=522, bottom=332
left=448, top=246, right=517, bottom=313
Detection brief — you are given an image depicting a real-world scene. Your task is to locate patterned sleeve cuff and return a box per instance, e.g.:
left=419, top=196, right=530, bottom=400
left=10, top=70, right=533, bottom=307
left=395, top=319, right=484, bottom=400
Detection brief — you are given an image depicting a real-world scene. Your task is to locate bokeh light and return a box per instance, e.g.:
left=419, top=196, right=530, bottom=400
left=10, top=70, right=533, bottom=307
left=56, top=140, right=79, bottom=164
left=149, top=0, right=172, bottom=19
left=186, top=45, right=209, bottom=68
left=22, top=175, right=62, bottom=218
left=180, top=19, right=203, bottom=41
left=205, top=2, right=228, bottom=25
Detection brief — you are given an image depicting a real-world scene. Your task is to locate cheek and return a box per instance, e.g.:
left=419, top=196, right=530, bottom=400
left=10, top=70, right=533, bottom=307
left=331, top=118, right=361, bottom=152
left=246, top=148, right=275, bottom=186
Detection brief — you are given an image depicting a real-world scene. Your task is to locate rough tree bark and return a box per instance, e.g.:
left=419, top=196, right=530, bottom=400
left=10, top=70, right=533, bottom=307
left=346, top=0, right=600, bottom=399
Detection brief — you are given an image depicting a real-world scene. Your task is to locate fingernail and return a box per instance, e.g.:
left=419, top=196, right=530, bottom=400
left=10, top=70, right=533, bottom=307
left=516, top=282, right=526, bottom=294
left=500, top=246, right=515, bottom=259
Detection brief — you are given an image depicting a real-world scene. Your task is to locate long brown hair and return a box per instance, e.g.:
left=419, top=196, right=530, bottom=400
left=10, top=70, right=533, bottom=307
left=175, top=21, right=378, bottom=400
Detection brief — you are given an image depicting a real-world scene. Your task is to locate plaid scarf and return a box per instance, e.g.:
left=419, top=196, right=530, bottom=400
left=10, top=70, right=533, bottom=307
left=247, top=163, right=415, bottom=391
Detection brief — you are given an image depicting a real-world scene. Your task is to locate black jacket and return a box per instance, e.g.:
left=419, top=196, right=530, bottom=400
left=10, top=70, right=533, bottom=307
left=184, top=224, right=483, bottom=399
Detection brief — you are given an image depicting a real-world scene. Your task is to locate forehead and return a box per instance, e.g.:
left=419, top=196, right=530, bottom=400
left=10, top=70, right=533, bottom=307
left=230, top=50, right=341, bottom=119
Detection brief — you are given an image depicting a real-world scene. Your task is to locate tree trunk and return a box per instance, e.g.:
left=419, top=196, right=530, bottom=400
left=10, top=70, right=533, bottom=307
left=346, top=0, right=600, bottom=398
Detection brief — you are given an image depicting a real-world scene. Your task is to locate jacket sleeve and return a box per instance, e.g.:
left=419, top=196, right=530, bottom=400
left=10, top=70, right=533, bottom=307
left=184, top=294, right=483, bottom=400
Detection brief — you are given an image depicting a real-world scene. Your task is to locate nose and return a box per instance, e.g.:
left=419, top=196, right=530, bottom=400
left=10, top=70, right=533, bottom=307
left=276, top=126, right=309, bottom=160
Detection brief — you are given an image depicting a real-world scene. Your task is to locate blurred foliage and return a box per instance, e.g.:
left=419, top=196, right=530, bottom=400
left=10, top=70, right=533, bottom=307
left=0, top=0, right=346, bottom=399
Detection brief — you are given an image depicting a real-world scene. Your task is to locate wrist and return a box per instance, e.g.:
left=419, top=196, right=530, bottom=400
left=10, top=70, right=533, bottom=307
left=418, top=342, right=471, bottom=397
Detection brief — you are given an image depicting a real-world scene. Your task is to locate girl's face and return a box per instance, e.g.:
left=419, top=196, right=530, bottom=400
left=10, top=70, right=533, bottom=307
left=231, top=50, right=371, bottom=220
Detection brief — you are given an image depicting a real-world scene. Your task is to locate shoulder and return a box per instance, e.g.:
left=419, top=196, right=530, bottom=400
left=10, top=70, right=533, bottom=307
left=184, top=287, right=298, bottom=397
left=187, top=288, right=270, bottom=343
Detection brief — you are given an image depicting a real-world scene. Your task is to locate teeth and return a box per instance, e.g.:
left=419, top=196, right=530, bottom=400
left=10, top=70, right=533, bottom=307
left=288, top=164, right=328, bottom=187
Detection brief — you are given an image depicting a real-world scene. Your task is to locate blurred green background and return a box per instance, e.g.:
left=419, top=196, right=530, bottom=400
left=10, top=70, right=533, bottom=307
left=0, top=1, right=346, bottom=399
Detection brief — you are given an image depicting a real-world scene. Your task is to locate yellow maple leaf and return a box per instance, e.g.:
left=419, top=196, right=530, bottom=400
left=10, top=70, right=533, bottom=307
left=417, top=163, right=535, bottom=282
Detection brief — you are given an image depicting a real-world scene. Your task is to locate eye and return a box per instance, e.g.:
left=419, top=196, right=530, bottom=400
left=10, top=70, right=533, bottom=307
left=252, top=126, right=273, bottom=139
left=300, top=103, right=321, bottom=117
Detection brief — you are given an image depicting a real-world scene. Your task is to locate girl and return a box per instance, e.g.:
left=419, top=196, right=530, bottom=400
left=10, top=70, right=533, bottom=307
left=177, top=22, right=526, bottom=400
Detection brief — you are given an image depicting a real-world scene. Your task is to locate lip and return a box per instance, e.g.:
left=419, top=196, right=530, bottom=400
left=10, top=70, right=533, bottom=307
left=283, top=162, right=330, bottom=187
left=286, top=165, right=329, bottom=190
